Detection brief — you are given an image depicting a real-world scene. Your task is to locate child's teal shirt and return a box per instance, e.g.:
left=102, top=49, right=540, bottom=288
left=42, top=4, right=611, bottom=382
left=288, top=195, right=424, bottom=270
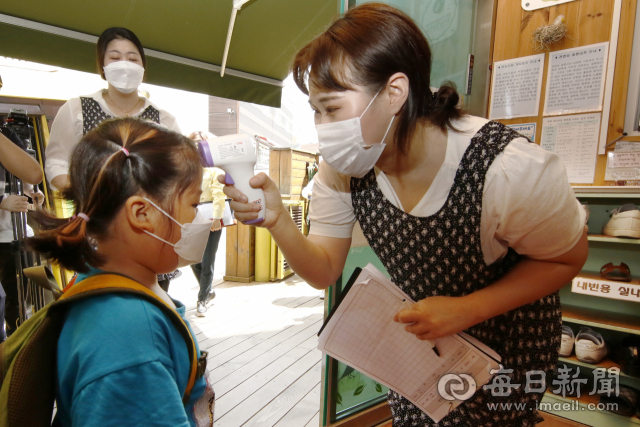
left=52, top=270, right=207, bottom=427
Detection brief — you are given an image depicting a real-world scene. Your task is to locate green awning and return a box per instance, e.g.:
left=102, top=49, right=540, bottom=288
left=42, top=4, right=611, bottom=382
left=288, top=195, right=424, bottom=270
left=0, top=0, right=340, bottom=107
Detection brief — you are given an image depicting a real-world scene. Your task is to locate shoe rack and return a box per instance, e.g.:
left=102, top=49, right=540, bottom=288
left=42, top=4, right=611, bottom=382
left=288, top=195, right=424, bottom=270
left=541, top=186, right=640, bottom=427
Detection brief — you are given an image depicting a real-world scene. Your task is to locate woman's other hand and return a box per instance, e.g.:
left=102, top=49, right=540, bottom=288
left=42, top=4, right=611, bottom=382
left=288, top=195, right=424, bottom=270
left=393, top=295, right=477, bottom=340
left=26, top=189, right=45, bottom=206
left=219, top=172, right=285, bottom=229
left=0, top=195, right=30, bottom=213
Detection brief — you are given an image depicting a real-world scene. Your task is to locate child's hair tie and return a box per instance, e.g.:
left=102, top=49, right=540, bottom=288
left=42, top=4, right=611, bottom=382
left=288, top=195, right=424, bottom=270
left=121, top=147, right=130, bottom=157
left=71, top=213, right=90, bottom=222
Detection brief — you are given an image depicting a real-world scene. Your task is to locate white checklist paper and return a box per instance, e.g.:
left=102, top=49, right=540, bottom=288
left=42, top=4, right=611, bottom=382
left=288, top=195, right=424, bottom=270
left=489, top=54, right=544, bottom=120
left=540, top=113, right=601, bottom=184
left=544, top=42, right=609, bottom=116
left=318, top=264, right=500, bottom=423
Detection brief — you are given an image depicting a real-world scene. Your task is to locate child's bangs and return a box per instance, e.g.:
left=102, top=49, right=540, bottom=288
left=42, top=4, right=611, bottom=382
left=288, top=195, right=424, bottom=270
left=292, top=34, right=355, bottom=95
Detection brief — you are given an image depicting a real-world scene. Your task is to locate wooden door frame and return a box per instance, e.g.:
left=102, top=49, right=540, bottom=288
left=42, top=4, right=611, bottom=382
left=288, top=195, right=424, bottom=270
left=320, top=278, right=393, bottom=427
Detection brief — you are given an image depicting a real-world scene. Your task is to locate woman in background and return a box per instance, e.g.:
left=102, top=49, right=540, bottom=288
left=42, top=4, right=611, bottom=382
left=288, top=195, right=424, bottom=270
left=45, top=26, right=182, bottom=288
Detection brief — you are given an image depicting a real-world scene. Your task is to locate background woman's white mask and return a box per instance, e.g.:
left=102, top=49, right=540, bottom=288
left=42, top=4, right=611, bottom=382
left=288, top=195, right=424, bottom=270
left=104, top=61, right=144, bottom=94
left=316, top=90, right=395, bottom=177
left=142, top=198, right=212, bottom=267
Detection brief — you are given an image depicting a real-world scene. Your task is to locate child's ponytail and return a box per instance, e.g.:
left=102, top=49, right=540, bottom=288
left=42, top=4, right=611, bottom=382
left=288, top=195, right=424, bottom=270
left=28, top=212, right=102, bottom=273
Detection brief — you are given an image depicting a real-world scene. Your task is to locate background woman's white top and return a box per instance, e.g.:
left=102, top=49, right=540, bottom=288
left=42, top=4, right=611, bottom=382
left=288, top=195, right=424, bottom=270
left=309, top=115, right=586, bottom=265
left=45, top=90, right=181, bottom=188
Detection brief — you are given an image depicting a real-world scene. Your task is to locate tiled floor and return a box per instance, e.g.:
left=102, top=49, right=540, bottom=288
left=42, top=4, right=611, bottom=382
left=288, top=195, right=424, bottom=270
left=168, top=268, right=324, bottom=427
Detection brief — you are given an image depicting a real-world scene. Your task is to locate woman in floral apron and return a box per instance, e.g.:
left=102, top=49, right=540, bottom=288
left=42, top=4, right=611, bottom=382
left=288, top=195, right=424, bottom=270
left=224, top=3, right=588, bottom=426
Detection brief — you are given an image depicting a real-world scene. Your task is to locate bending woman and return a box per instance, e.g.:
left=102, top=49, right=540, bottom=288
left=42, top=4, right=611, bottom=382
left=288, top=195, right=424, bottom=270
left=223, top=3, right=588, bottom=427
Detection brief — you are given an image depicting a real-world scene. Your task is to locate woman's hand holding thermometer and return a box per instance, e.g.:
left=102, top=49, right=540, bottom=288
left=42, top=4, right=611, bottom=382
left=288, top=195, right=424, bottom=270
left=201, top=134, right=287, bottom=229
left=198, top=134, right=266, bottom=224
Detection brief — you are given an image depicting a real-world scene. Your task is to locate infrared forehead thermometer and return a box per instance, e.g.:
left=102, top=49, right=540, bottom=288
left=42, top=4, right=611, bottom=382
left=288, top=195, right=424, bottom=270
left=198, top=134, right=265, bottom=224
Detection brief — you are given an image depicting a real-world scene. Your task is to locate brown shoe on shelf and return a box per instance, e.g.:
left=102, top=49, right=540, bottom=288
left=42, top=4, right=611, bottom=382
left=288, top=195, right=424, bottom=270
left=600, top=262, right=632, bottom=282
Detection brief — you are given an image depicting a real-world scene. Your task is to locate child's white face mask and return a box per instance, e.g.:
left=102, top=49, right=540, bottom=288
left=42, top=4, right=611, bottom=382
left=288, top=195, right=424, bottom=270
left=142, top=197, right=212, bottom=267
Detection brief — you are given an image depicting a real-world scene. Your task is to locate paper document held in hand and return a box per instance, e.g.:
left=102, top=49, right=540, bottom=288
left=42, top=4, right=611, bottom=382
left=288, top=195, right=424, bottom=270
left=317, top=263, right=501, bottom=422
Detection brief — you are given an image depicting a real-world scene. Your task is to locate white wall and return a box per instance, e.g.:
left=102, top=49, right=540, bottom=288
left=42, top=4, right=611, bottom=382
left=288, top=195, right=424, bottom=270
left=145, top=84, right=208, bottom=136
left=0, top=57, right=209, bottom=135
left=282, top=74, right=318, bottom=148
left=0, top=57, right=317, bottom=147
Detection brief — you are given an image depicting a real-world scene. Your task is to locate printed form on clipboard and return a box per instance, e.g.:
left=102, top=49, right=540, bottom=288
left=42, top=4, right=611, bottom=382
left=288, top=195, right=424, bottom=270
left=318, top=264, right=501, bottom=423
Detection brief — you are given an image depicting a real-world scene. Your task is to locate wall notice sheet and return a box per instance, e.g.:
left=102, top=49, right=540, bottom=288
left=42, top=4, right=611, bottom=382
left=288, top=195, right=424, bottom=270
left=614, top=141, right=640, bottom=152
left=507, top=123, right=537, bottom=142
left=607, top=152, right=640, bottom=169
left=540, top=113, right=601, bottom=184
left=489, top=53, right=544, bottom=120
left=544, top=42, right=609, bottom=116
left=318, top=264, right=501, bottom=423
left=603, top=142, right=640, bottom=181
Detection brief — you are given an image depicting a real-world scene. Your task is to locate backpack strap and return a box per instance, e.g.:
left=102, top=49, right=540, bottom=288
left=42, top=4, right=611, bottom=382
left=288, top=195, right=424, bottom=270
left=52, top=274, right=199, bottom=405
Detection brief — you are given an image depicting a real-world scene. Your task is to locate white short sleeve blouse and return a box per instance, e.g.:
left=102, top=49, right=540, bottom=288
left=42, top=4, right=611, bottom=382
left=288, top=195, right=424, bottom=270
left=45, top=90, right=181, bottom=189
left=308, top=115, right=586, bottom=265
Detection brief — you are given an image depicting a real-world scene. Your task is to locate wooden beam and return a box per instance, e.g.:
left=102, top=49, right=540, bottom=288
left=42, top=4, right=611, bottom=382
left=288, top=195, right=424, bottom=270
left=225, top=225, right=238, bottom=278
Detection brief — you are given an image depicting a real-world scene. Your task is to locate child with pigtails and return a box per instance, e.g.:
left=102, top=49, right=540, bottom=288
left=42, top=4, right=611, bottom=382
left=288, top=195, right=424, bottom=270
left=28, top=118, right=214, bottom=427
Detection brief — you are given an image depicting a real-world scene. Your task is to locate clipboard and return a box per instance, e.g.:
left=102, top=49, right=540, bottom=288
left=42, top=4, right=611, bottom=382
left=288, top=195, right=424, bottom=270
left=317, top=267, right=362, bottom=337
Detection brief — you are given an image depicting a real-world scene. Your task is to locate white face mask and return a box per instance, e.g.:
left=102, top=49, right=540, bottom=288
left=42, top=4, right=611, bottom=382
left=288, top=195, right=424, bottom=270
left=103, top=61, right=144, bottom=94
left=316, top=90, right=395, bottom=178
left=142, top=198, right=212, bottom=268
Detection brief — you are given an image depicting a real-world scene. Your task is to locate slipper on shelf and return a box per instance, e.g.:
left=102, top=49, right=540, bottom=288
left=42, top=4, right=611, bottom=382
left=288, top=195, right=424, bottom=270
left=600, top=262, right=632, bottom=282
left=559, top=325, right=575, bottom=357
left=602, top=204, right=640, bottom=238
left=575, top=327, right=608, bottom=364
left=599, top=385, right=639, bottom=417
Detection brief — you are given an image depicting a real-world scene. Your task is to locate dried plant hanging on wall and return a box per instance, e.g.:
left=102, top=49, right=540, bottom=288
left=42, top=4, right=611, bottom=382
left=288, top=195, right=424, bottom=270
left=533, top=15, right=569, bottom=51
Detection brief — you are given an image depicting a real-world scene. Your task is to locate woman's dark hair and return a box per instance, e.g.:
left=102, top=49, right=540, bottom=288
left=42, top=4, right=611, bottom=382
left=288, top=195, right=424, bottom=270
left=28, top=118, right=202, bottom=273
left=292, top=2, right=462, bottom=154
left=96, top=27, right=146, bottom=79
